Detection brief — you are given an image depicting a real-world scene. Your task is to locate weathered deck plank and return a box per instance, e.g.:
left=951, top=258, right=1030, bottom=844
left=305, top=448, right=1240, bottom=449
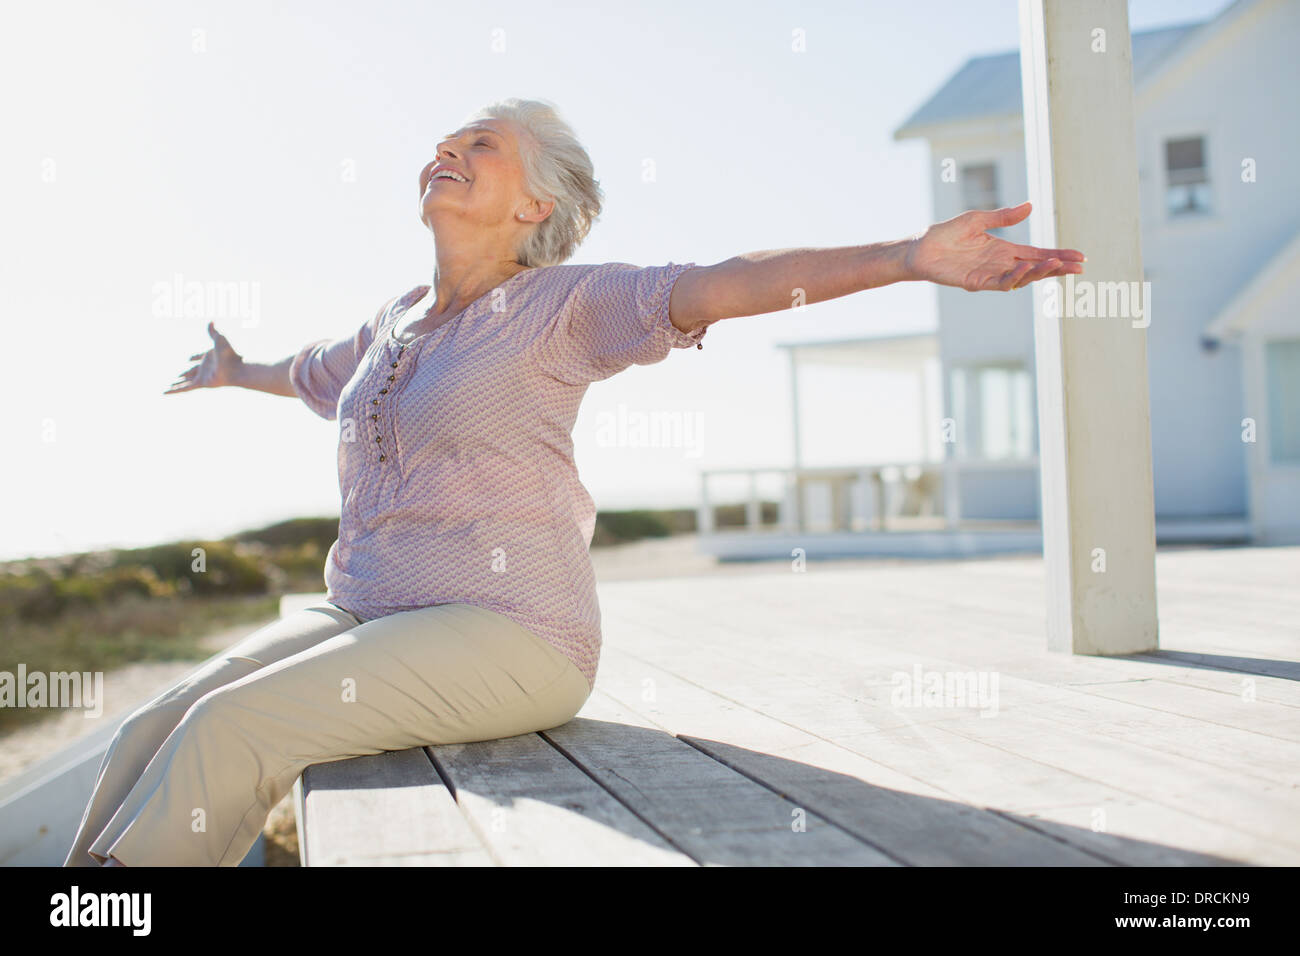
left=595, top=645, right=1108, bottom=866
left=721, top=615, right=1300, bottom=789
left=544, top=691, right=897, bottom=866
left=293, top=546, right=1298, bottom=866
left=612, top=567, right=1299, bottom=754
left=1125, top=650, right=1300, bottom=690
left=766, top=624, right=1300, bottom=802
left=428, top=733, right=694, bottom=866
left=592, top=554, right=1300, bottom=865
left=602, top=625, right=1272, bottom=864
left=298, top=748, right=491, bottom=866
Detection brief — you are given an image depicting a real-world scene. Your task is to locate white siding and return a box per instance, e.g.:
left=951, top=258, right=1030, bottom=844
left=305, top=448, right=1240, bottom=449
left=919, top=0, right=1299, bottom=529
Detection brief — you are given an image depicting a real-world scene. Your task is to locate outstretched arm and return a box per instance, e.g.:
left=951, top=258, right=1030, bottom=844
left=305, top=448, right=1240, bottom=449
left=164, top=322, right=296, bottom=397
left=165, top=296, right=398, bottom=420
left=667, top=201, right=1085, bottom=335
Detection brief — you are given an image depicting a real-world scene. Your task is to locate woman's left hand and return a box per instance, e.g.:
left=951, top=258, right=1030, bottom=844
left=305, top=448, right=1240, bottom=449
left=903, top=201, right=1086, bottom=291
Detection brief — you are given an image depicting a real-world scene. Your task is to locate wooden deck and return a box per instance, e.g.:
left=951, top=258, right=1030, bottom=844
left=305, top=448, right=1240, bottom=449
left=296, top=544, right=1300, bottom=866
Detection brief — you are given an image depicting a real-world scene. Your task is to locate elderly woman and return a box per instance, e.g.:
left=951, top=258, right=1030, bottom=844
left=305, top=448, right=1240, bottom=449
left=66, top=97, right=1083, bottom=867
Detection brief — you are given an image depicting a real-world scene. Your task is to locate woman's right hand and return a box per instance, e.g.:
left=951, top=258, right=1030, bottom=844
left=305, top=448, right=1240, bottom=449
left=164, top=321, right=245, bottom=393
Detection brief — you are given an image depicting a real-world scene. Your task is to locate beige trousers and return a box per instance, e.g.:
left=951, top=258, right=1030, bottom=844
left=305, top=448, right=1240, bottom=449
left=63, top=602, right=592, bottom=867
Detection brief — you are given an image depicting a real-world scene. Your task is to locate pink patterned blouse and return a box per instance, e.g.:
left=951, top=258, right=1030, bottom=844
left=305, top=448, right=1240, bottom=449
left=289, top=261, right=707, bottom=689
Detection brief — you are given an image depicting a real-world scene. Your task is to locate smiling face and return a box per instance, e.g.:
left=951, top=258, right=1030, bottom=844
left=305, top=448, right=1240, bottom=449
left=418, top=118, right=541, bottom=233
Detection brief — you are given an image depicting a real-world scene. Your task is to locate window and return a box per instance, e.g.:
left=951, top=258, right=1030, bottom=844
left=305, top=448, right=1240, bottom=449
left=1265, top=339, right=1300, bottom=465
left=1164, top=136, right=1211, bottom=216
left=949, top=363, right=1034, bottom=461
left=961, top=163, right=999, bottom=211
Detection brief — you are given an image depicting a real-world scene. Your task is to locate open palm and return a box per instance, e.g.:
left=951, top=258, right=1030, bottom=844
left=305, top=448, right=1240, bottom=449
left=164, top=322, right=243, bottom=394
left=904, top=201, right=1085, bottom=292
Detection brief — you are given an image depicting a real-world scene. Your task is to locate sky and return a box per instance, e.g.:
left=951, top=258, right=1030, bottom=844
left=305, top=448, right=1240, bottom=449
left=0, top=0, right=1236, bottom=561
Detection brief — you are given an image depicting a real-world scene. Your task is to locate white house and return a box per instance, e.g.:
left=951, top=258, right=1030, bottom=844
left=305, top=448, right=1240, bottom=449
left=697, top=0, right=1299, bottom=558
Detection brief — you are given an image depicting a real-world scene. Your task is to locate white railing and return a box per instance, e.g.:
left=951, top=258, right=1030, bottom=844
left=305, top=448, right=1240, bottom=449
left=697, top=457, right=1041, bottom=535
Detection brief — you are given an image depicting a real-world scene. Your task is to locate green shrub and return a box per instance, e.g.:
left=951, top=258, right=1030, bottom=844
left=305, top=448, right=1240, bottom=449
left=269, top=541, right=329, bottom=579
left=0, top=569, right=59, bottom=622
left=592, top=510, right=673, bottom=546
left=231, top=517, right=340, bottom=551
left=53, top=566, right=173, bottom=611
left=105, top=540, right=268, bottom=597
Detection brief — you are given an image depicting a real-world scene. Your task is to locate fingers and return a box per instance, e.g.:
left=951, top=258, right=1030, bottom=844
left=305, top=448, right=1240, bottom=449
left=992, top=257, right=1084, bottom=291
left=170, top=334, right=220, bottom=393
left=1050, top=261, right=1085, bottom=276
left=984, top=257, right=1061, bottom=291
left=1010, top=258, right=1061, bottom=289
left=992, top=261, right=1036, bottom=291
left=1010, top=242, right=1087, bottom=263
left=163, top=362, right=203, bottom=394
left=973, top=254, right=1086, bottom=291
left=978, top=201, right=1032, bottom=230
left=207, top=321, right=229, bottom=346
left=972, top=200, right=1087, bottom=263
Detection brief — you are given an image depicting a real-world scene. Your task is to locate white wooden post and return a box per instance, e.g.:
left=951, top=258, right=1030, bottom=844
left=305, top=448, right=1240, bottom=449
left=856, top=467, right=872, bottom=531
left=787, top=349, right=807, bottom=533
left=788, top=348, right=804, bottom=472
left=746, top=471, right=760, bottom=530
left=697, top=472, right=714, bottom=535
left=830, top=474, right=850, bottom=531
left=780, top=474, right=792, bottom=532
left=942, top=458, right=962, bottom=528
left=918, top=363, right=934, bottom=462
left=966, top=367, right=985, bottom=459
left=1019, top=0, right=1158, bottom=654
left=942, top=363, right=963, bottom=527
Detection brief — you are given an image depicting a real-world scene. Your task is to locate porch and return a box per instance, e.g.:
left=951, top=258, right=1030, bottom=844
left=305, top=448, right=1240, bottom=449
left=293, top=544, right=1300, bottom=865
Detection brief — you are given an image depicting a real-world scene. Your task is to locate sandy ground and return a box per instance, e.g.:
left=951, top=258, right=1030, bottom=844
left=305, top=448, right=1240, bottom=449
left=0, top=619, right=300, bottom=865
left=0, top=622, right=273, bottom=785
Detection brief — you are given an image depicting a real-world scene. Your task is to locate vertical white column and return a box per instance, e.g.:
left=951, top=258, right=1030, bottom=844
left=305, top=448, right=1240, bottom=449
left=918, top=362, right=934, bottom=463
left=787, top=349, right=805, bottom=532
left=788, top=348, right=804, bottom=471
left=698, top=472, right=714, bottom=536
left=782, top=472, right=801, bottom=533
left=943, top=458, right=962, bottom=528
left=1019, top=0, right=1158, bottom=653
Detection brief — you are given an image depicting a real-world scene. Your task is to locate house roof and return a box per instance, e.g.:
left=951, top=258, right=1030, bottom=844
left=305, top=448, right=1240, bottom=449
left=1203, top=226, right=1300, bottom=342
left=893, top=21, right=1203, bottom=140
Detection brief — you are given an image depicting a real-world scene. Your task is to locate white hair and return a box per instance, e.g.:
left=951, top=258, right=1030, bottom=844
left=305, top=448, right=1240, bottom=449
left=464, top=97, right=604, bottom=267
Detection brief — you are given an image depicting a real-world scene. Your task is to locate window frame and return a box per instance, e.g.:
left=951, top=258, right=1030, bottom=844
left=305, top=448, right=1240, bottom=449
left=1264, top=337, right=1300, bottom=467
left=959, top=161, right=1001, bottom=212
left=947, top=358, right=1037, bottom=462
left=1154, top=123, right=1222, bottom=227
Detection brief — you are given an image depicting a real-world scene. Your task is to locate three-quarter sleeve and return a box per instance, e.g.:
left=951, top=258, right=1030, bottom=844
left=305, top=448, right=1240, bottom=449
left=538, top=261, right=707, bottom=386
left=289, top=297, right=397, bottom=420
